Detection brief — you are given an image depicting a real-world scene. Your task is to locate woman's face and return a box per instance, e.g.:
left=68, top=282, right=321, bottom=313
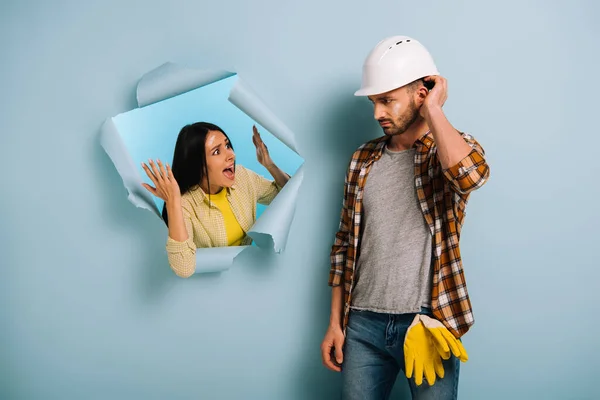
left=203, top=130, right=236, bottom=194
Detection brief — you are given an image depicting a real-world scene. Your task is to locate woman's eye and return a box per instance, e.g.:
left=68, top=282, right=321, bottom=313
left=213, top=150, right=219, bottom=155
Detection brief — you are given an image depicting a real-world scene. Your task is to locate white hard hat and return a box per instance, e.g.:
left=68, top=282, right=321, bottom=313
left=355, top=36, right=439, bottom=96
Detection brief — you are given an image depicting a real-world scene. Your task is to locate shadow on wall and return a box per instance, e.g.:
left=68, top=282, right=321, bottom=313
left=308, top=81, right=379, bottom=161
left=289, top=81, right=414, bottom=399
left=287, top=81, right=414, bottom=400
left=299, top=79, right=381, bottom=242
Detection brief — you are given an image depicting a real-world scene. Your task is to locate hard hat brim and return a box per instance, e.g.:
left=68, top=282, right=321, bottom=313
left=354, top=68, right=440, bottom=97
left=354, top=87, right=386, bottom=96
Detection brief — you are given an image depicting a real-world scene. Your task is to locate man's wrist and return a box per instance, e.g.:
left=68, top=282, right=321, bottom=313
left=328, top=320, right=342, bottom=330
left=423, top=105, right=443, bottom=122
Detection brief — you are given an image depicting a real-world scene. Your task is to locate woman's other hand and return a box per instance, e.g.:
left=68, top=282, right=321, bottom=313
left=141, top=159, right=181, bottom=204
left=252, top=125, right=274, bottom=168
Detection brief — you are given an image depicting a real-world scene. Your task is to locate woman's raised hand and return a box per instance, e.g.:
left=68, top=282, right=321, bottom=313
left=141, top=159, right=181, bottom=203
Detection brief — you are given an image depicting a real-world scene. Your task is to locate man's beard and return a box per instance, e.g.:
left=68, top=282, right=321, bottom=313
left=380, top=99, right=419, bottom=136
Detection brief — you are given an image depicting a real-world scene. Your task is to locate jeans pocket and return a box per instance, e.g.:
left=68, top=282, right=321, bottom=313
left=419, top=306, right=433, bottom=316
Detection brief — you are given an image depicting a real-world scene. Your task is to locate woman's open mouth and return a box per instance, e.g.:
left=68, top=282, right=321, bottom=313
left=223, top=165, right=235, bottom=180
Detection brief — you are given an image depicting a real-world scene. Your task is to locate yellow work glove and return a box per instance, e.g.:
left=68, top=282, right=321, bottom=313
left=419, top=315, right=469, bottom=362
left=403, top=314, right=445, bottom=386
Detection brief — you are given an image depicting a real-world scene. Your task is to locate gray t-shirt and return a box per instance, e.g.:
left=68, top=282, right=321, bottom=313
left=351, top=146, right=433, bottom=314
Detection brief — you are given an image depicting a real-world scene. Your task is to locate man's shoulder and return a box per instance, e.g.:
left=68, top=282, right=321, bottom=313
left=343, top=136, right=387, bottom=175
left=352, top=136, right=387, bottom=156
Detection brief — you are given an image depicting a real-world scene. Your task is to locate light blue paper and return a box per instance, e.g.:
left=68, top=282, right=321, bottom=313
left=248, top=164, right=304, bottom=253
left=99, top=118, right=160, bottom=216
left=136, top=62, right=235, bottom=108
left=229, top=78, right=299, bottom=154
left=100, top=63, right=304, bottom=273
left=195, top=246, right=246, bottom=273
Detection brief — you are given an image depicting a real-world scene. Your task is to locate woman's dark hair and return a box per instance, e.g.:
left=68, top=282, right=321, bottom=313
left=162, top=122, right=234, bottom=226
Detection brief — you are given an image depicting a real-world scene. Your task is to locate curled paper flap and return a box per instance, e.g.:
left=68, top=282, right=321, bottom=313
left=99, top=118, right=160, bottom=216
left=137, top=62, right=235, bottom=108
left=248, top=164, right=304, bottom=253
left=194, top=246, right=246, bottom=274
left=101, top=63, right=304, bottom=273
left=229, top=79, right=299, bottom=154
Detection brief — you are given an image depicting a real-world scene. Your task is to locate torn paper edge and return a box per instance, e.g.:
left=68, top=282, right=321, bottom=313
left=247, top=164, right=304, bottom=253
left=137, top=62, right=235, bottom=108
left=194, top=246, right=247, bottom=274
left=99, top=118, right=161, bottom=216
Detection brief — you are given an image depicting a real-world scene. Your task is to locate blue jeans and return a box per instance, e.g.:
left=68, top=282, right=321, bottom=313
left=341, top=309, right=460, bottom=400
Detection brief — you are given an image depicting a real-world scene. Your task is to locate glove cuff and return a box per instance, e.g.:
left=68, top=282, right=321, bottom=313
left=418, top=314, right=446, bottom=329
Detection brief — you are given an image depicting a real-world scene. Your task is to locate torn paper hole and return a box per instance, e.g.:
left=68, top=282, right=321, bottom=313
left=100, top=62, right=304, bottom=274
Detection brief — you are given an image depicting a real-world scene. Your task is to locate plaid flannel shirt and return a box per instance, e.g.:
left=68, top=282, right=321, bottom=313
left=329, top=131, right=490, bottom=338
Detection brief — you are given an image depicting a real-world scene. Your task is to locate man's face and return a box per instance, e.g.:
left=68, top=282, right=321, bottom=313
left=368, top=86, right=419, bottom=136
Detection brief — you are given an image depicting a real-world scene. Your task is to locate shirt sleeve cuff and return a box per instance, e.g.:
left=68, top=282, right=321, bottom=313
left=442, top=149, right=484, bottom=181
left=166, top=236, right=195, bottom=253
left=328, top=271, right=343, bottom=287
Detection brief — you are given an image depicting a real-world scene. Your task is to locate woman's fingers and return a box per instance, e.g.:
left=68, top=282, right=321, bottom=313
left=149, top=159, right=167, bottom=186
left=252, top=125, right=265, bottom=147
left=252, top=127, right=269, bottom=153
left=144, top=159, right=172, bottom=193
left=141, top=182, right=157, bottom=196
left=254, top=127, right=268, bottom=151
left=252, top=127, right=259, bottom=147
left=166, top=163, right=174, bottom=182
left=157, top=159, right=169, bottom=181
left=141, top=162, right=159, bottom=186
left=149, top=160, right=161, bottom=182
left=141, top=160, right=175, bottom=201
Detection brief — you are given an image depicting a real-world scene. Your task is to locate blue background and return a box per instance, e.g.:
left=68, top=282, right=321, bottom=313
left=112, top=74, right=303, bottom=217
left=1, top=1, right=598, bottom=399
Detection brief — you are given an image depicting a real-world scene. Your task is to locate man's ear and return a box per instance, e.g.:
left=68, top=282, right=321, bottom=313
left=415, top=85, right=429, bottom=106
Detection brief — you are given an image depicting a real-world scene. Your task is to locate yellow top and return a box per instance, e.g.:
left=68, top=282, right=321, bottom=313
left=208, top=188, right=245, bottom=246
left=165, top=165, right=282, bottom=277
